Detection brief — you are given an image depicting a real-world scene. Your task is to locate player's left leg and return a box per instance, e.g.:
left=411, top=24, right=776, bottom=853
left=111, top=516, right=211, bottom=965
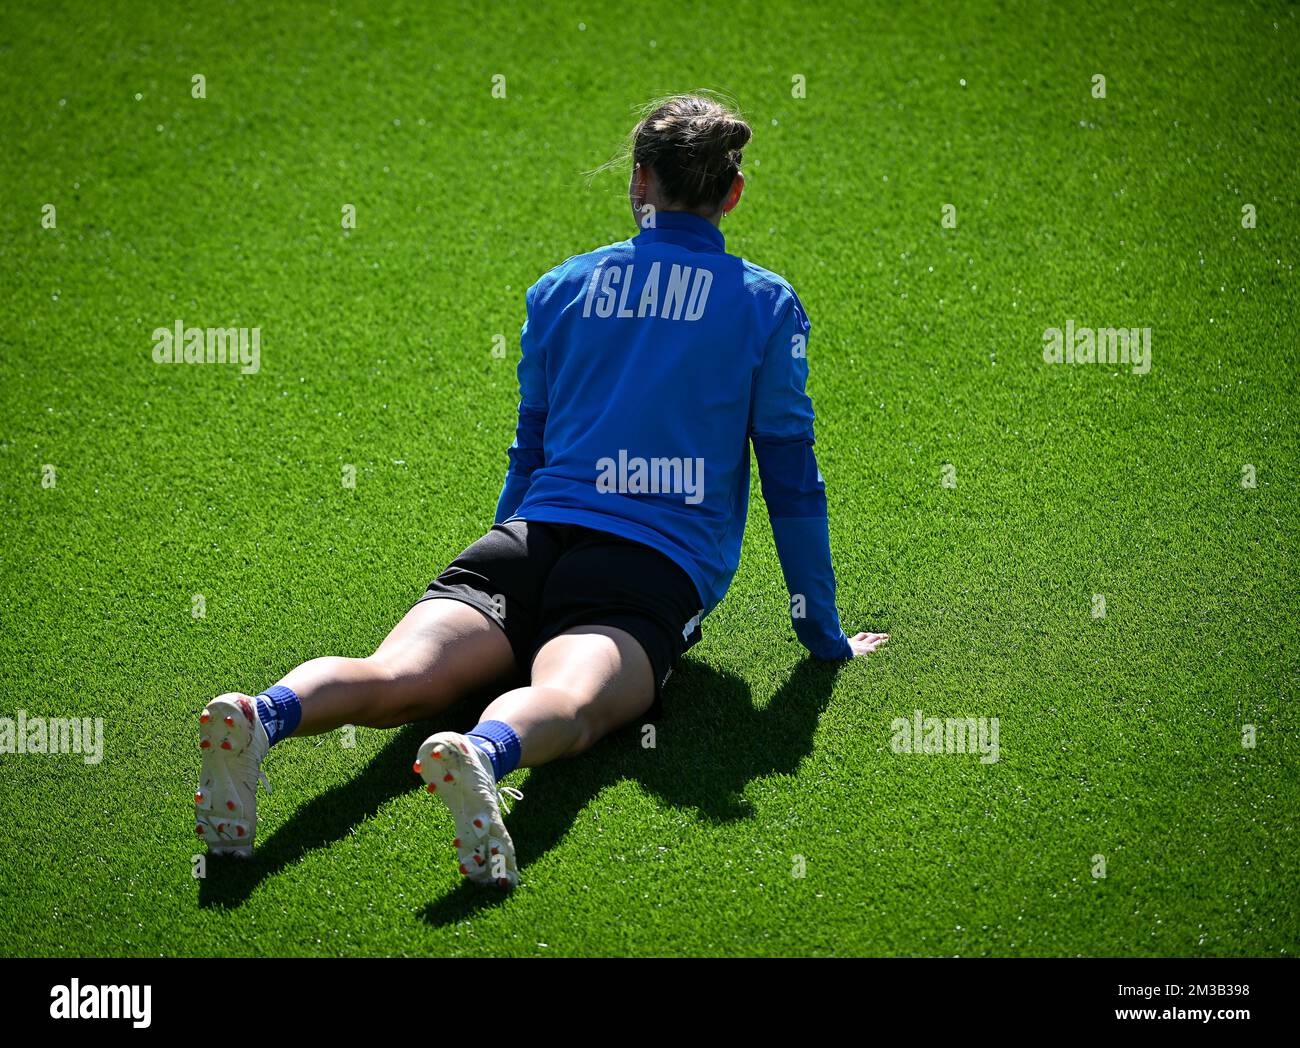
left=197, top=519, right=566, bottom=858
left=195, top=598, right=519, bottom=857
left=276, top=596, right=519, bottom=734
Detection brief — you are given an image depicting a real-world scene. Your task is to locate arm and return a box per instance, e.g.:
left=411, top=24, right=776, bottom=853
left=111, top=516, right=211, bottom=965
left=749, top=292, right=853, bottom=660
left=494, top=288, right=548, bottom=524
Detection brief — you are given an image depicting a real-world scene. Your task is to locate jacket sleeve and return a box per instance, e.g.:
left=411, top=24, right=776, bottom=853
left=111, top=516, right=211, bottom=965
left=748, top=291, right=853, bottom=660
left=494, top=286, right=548, bottom=524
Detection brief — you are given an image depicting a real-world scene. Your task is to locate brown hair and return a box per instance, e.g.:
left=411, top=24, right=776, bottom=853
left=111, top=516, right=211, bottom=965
left=600, top=92, right=752, bottom=214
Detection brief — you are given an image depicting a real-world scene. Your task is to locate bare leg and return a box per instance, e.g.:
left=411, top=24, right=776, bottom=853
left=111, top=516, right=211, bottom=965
left=273, top=598, right=517, bottom=736
left=476, top=625, right=654, bottom=766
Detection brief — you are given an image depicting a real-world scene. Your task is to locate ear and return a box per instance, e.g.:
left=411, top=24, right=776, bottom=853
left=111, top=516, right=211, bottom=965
left=722, top=171, right=745, bottom=215
left=629, top=162, right=650, bottom=205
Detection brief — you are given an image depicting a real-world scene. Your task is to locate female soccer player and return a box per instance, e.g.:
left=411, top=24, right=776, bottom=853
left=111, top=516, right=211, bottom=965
left=194, top=93, right=888, bottom=888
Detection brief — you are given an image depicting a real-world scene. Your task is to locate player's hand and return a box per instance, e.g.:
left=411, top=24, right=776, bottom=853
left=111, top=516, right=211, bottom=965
left=847, top=631, right=889, bottom=656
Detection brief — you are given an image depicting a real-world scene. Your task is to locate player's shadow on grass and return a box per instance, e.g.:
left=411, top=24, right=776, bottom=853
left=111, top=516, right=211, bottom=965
left=418, top=656, right=845, bottom=925
left=198, top=657, right=844, bottom=914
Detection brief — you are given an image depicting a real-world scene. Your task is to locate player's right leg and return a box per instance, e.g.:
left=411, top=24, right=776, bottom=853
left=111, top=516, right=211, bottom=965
left=412, top=523, right=702, bottom=889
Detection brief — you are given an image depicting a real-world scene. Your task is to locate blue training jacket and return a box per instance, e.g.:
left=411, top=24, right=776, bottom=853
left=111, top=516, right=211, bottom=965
left=494, top=210, right=853, bottom=660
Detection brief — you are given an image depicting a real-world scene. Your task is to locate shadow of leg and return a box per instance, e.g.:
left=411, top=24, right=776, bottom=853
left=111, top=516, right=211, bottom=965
left=423, top=656, right=847, bottom=914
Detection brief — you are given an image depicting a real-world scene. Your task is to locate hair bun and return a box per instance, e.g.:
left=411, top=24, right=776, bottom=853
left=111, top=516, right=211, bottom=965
left=628, top=94, right=752, bottom=212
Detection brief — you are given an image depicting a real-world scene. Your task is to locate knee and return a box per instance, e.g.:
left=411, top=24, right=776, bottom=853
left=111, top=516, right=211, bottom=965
left=564, top=702, right=607, bottom=757
left=361, top=651, right=400, bottom=685
left=355, top=653, right=440, bottom=729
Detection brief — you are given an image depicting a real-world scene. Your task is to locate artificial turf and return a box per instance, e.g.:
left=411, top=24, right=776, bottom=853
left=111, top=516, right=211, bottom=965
left=0, top=0, right=1296, bottom=957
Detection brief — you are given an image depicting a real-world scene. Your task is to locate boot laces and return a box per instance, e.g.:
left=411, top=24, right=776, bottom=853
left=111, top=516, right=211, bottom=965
left=497, top=785, right=523, bottom=814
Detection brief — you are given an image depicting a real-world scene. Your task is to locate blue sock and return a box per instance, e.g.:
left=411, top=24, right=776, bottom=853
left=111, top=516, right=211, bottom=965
left=466, top=720, right=522, bottom=782
left=253, top=685, right=302, bottom=746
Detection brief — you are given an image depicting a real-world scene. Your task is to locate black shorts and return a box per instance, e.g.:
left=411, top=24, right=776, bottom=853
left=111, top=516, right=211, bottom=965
left=414, top=519, right=704, bottom=719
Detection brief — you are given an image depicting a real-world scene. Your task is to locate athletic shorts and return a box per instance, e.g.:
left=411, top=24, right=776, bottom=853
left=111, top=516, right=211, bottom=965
left=413, top=519, right=704, bottom=719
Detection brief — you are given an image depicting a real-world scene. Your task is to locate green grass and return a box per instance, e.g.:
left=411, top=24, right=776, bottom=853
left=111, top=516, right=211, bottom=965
left=1, top=0, right=1296, bottom=957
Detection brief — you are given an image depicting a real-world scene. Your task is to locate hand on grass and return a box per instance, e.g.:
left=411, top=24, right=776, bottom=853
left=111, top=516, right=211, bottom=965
left=847, top=631, right=889, bottom=657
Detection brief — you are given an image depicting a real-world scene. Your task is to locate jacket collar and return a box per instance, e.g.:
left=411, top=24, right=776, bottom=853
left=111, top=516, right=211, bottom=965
left=631, top=210, right=726, bottom=253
